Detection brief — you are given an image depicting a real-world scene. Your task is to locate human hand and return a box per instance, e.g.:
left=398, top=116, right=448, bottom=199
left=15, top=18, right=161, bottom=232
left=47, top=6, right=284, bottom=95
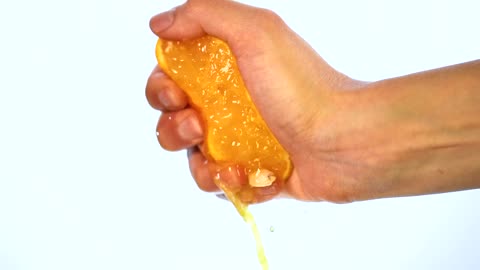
left=146, top=0, right=366, bottom=203
left=146, top=0, right=480, bottom=203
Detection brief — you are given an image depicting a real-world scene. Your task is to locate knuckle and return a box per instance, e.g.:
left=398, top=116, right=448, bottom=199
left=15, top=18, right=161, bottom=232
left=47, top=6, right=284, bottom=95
left=238, top=8, right=286, bottom=45
left=188, top=148, right=217, bottom=192
left=183, top=0, right=203, bottom=16
left=256, top=8, right=285, bottom=31
left=157, top=133, right=176, bottom=151
left=260, top=9, right=283, bottom=24
left=193, top=173, right=216, bottom=192
left=196, top=180, right=214, bottom=192
left=156, top=117, right=180, bottom=151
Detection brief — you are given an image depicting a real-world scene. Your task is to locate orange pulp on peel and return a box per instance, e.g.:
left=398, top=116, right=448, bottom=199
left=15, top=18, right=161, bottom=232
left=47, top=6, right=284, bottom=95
left=155, top=36, right=293, bottom=269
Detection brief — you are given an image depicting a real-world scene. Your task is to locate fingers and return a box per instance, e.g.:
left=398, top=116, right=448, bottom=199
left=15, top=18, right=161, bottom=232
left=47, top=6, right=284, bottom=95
left=156, top=108, right=203, bottom=151
left=148, top=0, right=327, bottom=156
left=187, top=147, right=219, bottom=192
left=148, top=0, right=301, bottom=203
left=211, top=163, right=249, bottom=193
left=187, top=149, right=249, bottom=193
left=187, top=150, right=284, bottom=203
left=232, top=179, right=282, bottom=204
left=146, top=66, right=188, bottom=111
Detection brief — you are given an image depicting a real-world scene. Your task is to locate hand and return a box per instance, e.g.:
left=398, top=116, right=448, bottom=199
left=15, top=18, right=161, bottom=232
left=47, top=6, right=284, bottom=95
left=146, top=0, right=480, bottom=203
left=145, top=0, right=366, bottom=203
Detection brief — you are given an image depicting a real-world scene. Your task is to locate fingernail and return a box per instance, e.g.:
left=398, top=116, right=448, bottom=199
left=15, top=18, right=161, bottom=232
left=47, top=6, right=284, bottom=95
left=150, top=8, right=175, bottom=33
left=178, top=115, right=203, bottom=142
left=158, top=89, right=174, bottom=109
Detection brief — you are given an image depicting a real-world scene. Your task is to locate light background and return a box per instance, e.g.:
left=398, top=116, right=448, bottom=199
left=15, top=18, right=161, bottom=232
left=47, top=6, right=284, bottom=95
left=1, top=0, right=479, bottom=269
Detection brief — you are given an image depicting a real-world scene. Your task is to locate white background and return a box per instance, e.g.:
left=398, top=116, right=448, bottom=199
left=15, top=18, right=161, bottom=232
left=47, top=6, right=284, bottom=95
left=1, top=0, right=479, bottom=269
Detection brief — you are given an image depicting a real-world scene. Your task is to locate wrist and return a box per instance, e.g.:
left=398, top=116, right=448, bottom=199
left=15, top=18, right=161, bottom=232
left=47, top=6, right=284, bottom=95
left=355, top=65, right=480, bottom=199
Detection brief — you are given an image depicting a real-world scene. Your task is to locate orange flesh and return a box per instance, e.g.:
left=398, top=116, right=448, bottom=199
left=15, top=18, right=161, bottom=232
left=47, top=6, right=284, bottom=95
left=156, top=36, right=292, bottom=198
left=156, top=36, right=293, bottom=269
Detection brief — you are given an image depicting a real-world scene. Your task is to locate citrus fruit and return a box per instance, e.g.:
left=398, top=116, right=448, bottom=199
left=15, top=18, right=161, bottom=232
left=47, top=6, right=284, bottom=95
left=155, top=36, right=293, bottom=200
left=155, top=35, right=293, bottom=270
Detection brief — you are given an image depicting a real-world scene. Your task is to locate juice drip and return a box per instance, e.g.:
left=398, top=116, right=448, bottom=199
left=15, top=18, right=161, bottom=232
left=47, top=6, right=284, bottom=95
left=214, top=176, right=269, bottom=270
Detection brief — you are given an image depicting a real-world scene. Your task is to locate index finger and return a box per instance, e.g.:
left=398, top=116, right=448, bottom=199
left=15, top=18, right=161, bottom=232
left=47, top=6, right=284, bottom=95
left=145, top=66, right=188, bottom=111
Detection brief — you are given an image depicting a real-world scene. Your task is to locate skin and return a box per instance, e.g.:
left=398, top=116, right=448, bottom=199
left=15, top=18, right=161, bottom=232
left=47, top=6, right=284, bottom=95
left=146, top=0, right=480, bottom=203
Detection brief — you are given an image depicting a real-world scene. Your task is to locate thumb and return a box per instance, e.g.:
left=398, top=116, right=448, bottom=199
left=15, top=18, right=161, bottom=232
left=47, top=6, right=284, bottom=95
left=149, top=0, right=341, bottom=153
left=149, top=0, right=269, bottom=49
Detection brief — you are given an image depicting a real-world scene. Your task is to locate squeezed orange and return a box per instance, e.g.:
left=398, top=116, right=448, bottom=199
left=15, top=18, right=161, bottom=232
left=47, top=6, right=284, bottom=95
left=155, top=36, right=292, bottom=198
left=155, top=36, right=294, bottom=270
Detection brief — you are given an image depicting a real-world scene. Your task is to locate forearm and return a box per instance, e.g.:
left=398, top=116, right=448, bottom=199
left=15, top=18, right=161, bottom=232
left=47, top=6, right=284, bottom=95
left=366, top=60, right=480, bottom=198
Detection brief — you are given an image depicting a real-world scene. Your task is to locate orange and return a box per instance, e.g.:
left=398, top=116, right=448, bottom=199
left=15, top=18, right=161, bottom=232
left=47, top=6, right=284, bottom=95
left=155, top=35, right=294, bottom=270
left=155, top=36, right=293, bottom=201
